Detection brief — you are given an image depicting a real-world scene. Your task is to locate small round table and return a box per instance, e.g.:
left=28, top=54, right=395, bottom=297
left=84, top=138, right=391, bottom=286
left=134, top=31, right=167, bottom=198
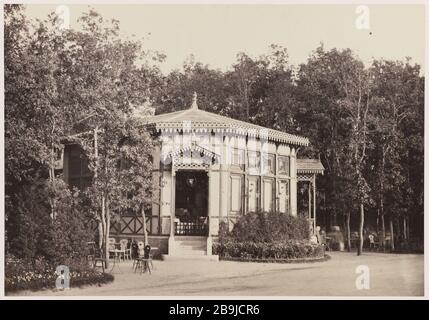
left=109, top=249, right=122, bottom=274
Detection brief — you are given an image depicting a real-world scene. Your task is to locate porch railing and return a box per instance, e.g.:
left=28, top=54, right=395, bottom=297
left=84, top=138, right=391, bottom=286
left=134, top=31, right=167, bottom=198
left=88, top=215, right=155, bottom=236
left=174, top=216, right=208, bottom=236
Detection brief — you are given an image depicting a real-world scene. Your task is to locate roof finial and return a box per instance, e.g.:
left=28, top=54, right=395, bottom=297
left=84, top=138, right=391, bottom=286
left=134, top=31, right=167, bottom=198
left=191, top=92, right=198, bottom=110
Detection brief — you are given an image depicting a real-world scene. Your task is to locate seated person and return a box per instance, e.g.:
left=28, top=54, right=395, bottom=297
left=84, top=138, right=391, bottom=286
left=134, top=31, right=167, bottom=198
left=175, top=208, right=190, bottom=221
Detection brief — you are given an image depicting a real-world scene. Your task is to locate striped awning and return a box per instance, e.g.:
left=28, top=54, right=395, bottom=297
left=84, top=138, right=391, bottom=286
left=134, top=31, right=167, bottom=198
left=296, top=158, right=325, bottom=175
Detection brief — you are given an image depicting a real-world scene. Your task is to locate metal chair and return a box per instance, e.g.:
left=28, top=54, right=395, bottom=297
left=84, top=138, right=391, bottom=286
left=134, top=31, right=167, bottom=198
left=87, top=241, right=96, bottom=266
left=119, top=239, right=130, bottom=260
left=132, top=241, right=145, bottom=271
left=134, top=243, right=153, bottom=274
left=93, top=247, right=106, bottom=273
left=108, top=238, right=116, bottom=258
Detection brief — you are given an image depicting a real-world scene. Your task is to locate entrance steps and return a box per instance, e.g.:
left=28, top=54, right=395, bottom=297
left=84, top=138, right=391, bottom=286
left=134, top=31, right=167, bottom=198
left=162, top=236, right=219, bottom=261
left=161, top=254, right=219, bottom=261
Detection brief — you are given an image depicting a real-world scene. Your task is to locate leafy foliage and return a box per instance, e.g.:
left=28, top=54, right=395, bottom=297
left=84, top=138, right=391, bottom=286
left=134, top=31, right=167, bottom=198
left=215, top=212, right=322, bottom=260
left=213, top=240, right=324, bottom=260
left=225, top=211, right=310, bottom=243
left=5, top=5, right=158, bottom=269
left=6, top=178, right=92, bottom=264
left=159, top=44, right=423, bottom=246
left=5, top=255, right=114, bottom=293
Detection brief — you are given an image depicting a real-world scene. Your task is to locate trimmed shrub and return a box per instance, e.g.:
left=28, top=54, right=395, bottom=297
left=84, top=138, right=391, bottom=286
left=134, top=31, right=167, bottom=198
left=4, top=179, right=110, bottom=293
left=5, top=255, right=114, bottom=293
left=213, top=239, right=324, bottom=260
left=227, top=211, right=311, bottom=242
left=214, top=211, right=324, bottom=261
left=7, top=179, right=94, bottom=265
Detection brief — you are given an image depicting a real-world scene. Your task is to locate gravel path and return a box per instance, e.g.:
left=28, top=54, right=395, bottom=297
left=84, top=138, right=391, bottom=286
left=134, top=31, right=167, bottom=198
left=9, top=252, right=424, bottom=297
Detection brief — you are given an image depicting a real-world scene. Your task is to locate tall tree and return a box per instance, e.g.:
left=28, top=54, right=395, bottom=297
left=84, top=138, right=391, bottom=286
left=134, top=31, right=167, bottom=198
left=296, top=47, right=359, bottom=249
left=368, top=59, right=424, bottom=250
left=155, top=57, right=230, bottom=114
left=337, top=60, right=373, bottom=256
left=5, top=7, right=160, bottom=265
left=57, top=9, right=159, bottom=266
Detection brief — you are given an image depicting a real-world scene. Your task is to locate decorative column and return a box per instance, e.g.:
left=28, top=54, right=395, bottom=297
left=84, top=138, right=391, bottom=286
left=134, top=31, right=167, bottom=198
left=219, top=135, right=229, bottom=220
left=207, top=168, right=213, bottom=255
left=290, top=147, right=297, bottom=216
left=313, top=175, right=317, bottom=234
left=308, top=181, right=312, bottom=220
left=168, top=166, right=176, bottom=254
left=151, top=144, right=161, bottom=234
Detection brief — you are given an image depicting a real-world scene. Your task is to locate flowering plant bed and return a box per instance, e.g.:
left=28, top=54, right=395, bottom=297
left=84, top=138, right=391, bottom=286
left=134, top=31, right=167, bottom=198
left=213, top=239, right=325, bottom=261
left=218, top=254, right=330, bottom=263
left=213, top=211, right=326, bottom=262
left=5, top=256, right=114, bottom=293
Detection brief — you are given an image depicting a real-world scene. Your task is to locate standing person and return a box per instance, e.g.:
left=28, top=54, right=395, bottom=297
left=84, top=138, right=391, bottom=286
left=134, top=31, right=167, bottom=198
left=368, top=234, right=375, bottom=250
left=131, top=240, right=138, bottom=259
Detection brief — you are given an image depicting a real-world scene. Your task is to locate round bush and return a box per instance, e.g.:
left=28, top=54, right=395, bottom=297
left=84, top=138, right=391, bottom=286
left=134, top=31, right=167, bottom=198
left=228, top=211, right=311, bottom=242
left=214, top=211, right=325, bottom=261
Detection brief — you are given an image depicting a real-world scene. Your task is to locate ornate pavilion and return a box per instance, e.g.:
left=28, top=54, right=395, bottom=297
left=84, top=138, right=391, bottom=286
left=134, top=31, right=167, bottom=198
left=63, top=94, right=324, bottom=259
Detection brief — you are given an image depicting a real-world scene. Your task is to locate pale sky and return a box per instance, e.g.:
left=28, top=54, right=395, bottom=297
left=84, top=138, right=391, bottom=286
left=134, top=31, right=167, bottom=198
left=24, top=4, right=425, bottom=74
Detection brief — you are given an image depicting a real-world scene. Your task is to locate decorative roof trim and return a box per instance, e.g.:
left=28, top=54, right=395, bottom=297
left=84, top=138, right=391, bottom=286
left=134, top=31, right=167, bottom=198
left=297, top=169, right=325, bottom=174
left=152, top=123, right=308, bottom=146
left=168, top=144, right=220, bottom=160
left=144, top=106, right=309, bottom=146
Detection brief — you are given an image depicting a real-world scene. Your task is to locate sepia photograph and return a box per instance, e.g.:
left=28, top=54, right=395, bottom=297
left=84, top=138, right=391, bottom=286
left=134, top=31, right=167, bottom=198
left=1, top=1, right=426, bottom=300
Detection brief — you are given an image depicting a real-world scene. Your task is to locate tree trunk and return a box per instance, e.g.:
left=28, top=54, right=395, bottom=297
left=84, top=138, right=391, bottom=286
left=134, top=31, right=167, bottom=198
left=141, top=206, right=149, bottom=246
left=333, top=211, right=337, bottom=227
left=94, top=127, right=103, bottom=249
left=357, top=203, right=364, bottom=256
left=390, top=218, right=395, bottom=252
left=49, top=121, right=56, bottom=220
left=49, top=150, right=56, bottom=220
left=101, top=195, right=108, bottom=268
left=403, top=216, right=407, bottom=241
left=376, top=209, right=379, bottom=234
left=380, top=150, right=386, bottom=250
left=98, top=220, right=103, bottom=250
left=104, top=198, right=110, bottom=268
left=381, top=212, right=386, bottom=251
left=345, top=212, right=351, bottom=252
left=406, top=215, right=410, bottom=240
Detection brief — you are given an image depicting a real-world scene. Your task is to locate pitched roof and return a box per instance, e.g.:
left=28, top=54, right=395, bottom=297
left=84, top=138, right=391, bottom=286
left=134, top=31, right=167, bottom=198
left=296, top=158, right=325, bottom=174
left=143, top=98, right=309, bottom=146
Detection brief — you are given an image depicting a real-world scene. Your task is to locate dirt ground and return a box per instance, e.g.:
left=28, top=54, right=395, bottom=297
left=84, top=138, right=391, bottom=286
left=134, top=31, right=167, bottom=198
left=9, top=251, right=425, bottom=297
